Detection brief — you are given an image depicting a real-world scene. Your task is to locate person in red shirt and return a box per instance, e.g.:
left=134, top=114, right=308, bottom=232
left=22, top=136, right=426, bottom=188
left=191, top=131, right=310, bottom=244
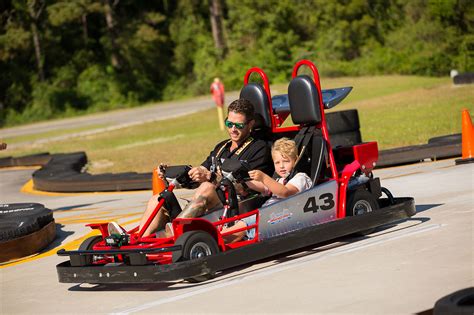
left=210, top=77, right=225, bottom=130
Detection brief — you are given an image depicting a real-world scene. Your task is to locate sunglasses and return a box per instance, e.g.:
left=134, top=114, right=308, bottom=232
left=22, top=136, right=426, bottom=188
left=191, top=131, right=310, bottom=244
left=224, top=119, right=246, bottom=130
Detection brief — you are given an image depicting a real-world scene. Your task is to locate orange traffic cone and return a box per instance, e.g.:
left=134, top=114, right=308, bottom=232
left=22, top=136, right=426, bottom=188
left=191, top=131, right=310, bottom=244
left=152, top=167, right=166, bottom=195
left=455, top=109, right=474, bottom=165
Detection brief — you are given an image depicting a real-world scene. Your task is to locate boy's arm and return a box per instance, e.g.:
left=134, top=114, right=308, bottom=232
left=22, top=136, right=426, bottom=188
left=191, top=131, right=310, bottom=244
left=260, top=174, right=299, bottom=198
left=244, top=180, right=267, bottom=194
left=249, top=170, right=299, bottom=198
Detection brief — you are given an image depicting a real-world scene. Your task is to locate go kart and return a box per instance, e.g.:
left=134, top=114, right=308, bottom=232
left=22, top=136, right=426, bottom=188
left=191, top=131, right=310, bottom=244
left=56, top=60, right=415, bottom=284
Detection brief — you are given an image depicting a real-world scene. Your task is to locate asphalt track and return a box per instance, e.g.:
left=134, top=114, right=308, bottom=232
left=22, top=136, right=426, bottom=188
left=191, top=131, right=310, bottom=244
left=0, top=158, right=472, bottom=314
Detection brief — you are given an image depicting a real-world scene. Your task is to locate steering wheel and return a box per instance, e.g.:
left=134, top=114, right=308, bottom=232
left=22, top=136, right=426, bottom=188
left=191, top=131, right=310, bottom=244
left=220, top=159, right=251, bottom=183
left=164, top=165, right=199, bottom=189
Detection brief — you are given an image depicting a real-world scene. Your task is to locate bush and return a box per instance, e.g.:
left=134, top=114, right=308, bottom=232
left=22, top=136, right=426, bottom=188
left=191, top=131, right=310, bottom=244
left=77, top=65, right=126, bottom=111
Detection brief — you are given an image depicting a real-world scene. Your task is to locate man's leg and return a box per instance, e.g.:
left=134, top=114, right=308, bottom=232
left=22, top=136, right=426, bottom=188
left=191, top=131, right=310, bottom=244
left=139, top=194, right=169, bottom=236
left=178, top=182, right=221, bottom=218
left=221, top=220, right=247, bottom=243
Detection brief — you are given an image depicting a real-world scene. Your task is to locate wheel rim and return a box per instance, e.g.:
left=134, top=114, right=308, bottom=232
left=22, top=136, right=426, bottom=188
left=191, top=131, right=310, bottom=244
left=189, top=242, right=213, bottom=259
left=92, top=254, right=105, bottom=263
left=353, top=200, right=372, bottom=215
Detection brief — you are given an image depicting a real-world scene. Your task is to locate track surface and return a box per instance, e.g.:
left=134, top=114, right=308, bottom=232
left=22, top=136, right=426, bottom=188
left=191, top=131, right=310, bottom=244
left=0, top=159, right=472, bottom=314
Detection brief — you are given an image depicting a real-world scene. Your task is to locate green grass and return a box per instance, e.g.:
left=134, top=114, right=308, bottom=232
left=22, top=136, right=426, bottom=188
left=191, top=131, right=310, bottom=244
left=1, top=75, right=472, bottom=173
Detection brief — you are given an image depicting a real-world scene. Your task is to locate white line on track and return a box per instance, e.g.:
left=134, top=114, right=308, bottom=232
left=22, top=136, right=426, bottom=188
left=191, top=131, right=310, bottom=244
left=112, top=223, right=444, bottom=315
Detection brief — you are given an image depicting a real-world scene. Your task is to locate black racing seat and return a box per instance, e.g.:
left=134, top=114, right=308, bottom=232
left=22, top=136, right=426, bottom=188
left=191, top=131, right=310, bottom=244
left=240, top=83, right=272, bottom=141
left=288, top=75, right=328, bottom=186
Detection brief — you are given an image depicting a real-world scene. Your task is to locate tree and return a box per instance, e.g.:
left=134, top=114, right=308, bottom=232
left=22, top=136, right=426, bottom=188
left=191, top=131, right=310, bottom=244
left=27, top=0, right=46, bottom=81
left=102, top=0, right=122, bottom=70
left=209, top=0, right=227, bottom=58
left=47, top=0, right=102, bottom=46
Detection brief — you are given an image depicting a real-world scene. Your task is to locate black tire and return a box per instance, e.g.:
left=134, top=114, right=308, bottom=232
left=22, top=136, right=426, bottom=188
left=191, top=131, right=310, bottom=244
left=172, top=231, right=219, bottom=282
left=78, top=235, right=103, bottom=265
left=0, top=203, right=45, bottom=215
left=0, top=203, right=53, bottom=241
left=433, top=287, right=474, bottom=315
left=346, top=189, right=379, bottom=235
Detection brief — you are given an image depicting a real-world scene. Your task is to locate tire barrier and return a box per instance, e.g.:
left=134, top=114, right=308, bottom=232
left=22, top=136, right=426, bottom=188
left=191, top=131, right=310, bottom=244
left=428, top=133, right=461, bottom=144
left=0, top=203, right=56, bottom=262
left=378, top=134, right=461, bottom=168
left=0, top=152, right=51, bottom=168
left=453, top=73, right=474, bottom=85
left=31, top=152, right=152, bottom=192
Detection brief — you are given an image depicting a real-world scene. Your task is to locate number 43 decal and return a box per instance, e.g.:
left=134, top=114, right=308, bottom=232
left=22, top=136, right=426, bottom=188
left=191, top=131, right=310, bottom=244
left=303, top=193, right=335, bottom=213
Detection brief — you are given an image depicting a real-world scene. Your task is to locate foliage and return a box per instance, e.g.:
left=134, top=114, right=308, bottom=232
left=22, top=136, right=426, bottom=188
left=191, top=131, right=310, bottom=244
left=0, top=0, right=472, bottom=127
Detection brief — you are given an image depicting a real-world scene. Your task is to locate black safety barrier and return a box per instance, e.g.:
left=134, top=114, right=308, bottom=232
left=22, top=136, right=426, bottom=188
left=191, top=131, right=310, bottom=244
left=0, top=152, right=51, bottom=168
left=453, top=73, right=474, bottom=85
left=31, top=152, right=152, bottom=192
left=377, top=134, right=461, bottom=168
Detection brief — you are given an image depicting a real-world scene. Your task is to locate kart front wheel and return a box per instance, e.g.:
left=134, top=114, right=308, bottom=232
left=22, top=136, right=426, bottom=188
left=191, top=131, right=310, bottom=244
left=172, top=231, right=219, bottom=282
left=78, top=235, right=103, bottom=266
left=346, top=189, right=379, bottom=235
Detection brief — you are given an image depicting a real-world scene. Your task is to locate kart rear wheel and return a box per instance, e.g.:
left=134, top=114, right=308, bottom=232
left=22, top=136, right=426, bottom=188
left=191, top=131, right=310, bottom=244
left=346, top=189, right=379, bottom=235
left=79, top=235, right=103, bottom=266
left=172, top=231, right=219, bottom=283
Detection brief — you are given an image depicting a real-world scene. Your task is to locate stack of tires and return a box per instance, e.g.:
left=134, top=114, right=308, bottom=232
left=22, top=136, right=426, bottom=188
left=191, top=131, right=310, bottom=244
left=0, top=203, right=56, bottom=263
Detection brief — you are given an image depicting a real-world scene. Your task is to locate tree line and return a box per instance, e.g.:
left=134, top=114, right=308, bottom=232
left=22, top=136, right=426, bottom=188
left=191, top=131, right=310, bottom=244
left=1, top=0, right=472, bottom=126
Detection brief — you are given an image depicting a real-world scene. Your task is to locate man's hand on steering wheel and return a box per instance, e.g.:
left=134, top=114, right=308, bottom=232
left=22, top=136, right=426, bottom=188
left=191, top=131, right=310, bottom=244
left=188, top=166, right=212, bottom=183
left=157, top=163, right=167, bottom=180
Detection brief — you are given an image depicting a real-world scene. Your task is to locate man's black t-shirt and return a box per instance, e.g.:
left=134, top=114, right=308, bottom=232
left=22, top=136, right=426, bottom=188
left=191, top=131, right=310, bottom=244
left=201, top=137, right=273, bottom=176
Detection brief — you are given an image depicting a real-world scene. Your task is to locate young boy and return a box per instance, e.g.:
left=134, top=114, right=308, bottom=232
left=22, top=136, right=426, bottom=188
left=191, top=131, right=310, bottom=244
left=223, top=137, right=312, bottom=242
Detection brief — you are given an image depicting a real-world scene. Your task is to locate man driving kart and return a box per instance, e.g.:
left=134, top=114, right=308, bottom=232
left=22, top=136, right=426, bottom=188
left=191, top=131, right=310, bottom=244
left=108, top=98, right=273, bottom=237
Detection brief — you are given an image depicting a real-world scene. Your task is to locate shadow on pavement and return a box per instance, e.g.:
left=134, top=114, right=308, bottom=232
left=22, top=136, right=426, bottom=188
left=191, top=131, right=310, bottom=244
left=46, top=224, right=74, bottom=250
left=53, top=199, right=121, bottom=212
left=416, top=204, right=443, bottom=213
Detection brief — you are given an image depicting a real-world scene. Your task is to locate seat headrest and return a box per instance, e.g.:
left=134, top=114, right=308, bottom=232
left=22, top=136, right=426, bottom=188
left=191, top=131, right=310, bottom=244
left=240, top=83, right=271, bottom=129
left=288, top=75, right=322, bottom=125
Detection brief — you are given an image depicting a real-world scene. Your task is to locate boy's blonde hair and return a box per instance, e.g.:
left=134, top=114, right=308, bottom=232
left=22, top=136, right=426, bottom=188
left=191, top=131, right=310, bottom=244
left=271, top=137, right=298, bottom=161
